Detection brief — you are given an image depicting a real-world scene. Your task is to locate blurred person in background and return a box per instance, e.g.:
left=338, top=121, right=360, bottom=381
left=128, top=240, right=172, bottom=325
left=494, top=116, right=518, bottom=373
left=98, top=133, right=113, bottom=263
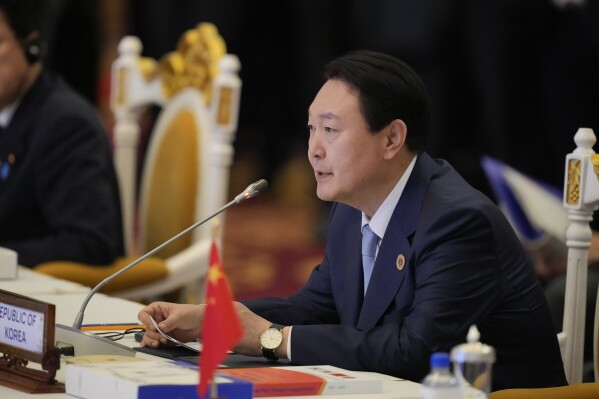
left=0, top=0, right=123, bottom=267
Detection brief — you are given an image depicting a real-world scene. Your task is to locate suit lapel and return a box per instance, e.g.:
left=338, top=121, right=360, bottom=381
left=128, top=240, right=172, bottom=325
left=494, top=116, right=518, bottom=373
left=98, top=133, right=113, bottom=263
left=357, top=218, right=410, bottom=329
left=356, top=153, right=434, bottom=330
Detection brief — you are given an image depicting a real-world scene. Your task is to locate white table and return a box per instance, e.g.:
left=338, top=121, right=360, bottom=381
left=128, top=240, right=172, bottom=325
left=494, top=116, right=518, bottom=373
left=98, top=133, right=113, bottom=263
left=0, top=269, right=485, bottom=399
left=0, top=267, right=91, bottom=296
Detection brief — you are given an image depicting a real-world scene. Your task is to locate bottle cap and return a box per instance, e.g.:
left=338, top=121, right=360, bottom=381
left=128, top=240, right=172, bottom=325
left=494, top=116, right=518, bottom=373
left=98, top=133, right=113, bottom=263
left=430, top=352, right=450, bottom=368
left=450, top=325, right=495, bottom=363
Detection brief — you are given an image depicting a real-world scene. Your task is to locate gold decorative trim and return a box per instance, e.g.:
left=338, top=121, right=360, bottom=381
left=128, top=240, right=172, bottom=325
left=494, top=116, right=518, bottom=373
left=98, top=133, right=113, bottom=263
left=115, top=67, right=127, bottom=106
left=591, top=154, right=599, bottom=180
left=566, top=158, right=581, bottom=206
left=216, top=87, right=233, bottom=125
left=138, top=58, right=158, bottom=82
left=158, top=23, right=226, bottom=103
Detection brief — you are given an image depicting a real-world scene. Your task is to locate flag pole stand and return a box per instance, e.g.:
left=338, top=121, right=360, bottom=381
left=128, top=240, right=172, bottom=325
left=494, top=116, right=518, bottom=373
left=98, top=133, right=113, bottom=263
left=210, top=377, right=218, bottom=399
left=210, top=220, right=221, bottom=399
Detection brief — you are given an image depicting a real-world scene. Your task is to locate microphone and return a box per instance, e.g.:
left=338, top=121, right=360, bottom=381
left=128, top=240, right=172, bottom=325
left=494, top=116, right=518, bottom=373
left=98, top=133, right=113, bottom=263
left=234, top=178, right=268, bottom=203
left=55, top=179, right=268, bottom=356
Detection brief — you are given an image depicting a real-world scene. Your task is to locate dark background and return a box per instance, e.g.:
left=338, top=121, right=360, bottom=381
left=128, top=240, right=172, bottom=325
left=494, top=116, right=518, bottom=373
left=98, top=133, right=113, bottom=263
left=43, top=0, right=599, bottom=198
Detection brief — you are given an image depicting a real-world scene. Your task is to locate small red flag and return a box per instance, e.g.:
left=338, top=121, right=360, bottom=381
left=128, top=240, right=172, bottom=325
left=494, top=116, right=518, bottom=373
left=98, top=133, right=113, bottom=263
left=198, top=241, right=243, bottom=398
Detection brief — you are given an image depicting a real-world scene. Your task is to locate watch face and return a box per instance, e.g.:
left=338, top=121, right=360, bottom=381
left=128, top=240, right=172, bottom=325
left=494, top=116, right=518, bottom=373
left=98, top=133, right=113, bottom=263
left=260, top=327, right=283, bottom=350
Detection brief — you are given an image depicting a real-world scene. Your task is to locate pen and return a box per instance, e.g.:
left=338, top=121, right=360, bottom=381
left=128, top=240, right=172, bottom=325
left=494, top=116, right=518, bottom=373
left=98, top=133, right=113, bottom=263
left=81, top=323, right=146, bottom=331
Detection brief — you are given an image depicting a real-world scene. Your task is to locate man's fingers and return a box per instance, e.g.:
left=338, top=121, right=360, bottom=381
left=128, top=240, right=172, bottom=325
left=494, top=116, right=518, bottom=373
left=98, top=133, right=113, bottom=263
left=141, top=331, right=166, bottom=348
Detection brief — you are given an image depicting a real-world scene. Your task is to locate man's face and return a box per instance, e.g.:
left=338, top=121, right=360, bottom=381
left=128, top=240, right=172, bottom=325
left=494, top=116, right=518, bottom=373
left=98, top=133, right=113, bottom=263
left=307, top=79, right=389, bottom=211
left=0, top=12, right=31, bottom=108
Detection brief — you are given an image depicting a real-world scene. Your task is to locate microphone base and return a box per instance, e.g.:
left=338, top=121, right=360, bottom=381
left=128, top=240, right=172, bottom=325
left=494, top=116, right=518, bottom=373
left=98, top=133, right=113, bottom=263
left=55, top=324, right=136, bottom=357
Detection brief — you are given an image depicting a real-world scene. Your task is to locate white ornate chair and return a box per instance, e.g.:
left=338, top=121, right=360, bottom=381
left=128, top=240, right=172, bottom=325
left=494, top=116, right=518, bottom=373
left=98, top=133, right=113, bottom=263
left=482, top=129, right=599, bottom=385
left=35, top=23, right=241, bottom=303
left=492, top=129, right=599, bottom=396
left=561, top=127, right=599, bottom=384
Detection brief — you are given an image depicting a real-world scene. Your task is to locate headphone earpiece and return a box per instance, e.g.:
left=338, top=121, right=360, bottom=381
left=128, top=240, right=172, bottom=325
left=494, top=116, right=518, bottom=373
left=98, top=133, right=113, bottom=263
left=24, top=38, right=42, bottom=64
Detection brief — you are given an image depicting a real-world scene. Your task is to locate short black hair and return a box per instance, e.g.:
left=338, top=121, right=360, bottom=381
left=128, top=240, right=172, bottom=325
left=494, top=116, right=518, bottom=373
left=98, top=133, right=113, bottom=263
left=0, top=0, right=44, bottom=39
left=324, top=50, right=430, bottom=153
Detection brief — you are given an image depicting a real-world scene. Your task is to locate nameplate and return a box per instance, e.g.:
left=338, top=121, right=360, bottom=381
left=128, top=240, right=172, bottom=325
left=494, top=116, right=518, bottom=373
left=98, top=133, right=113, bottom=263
left=0, top=288, right=64, bottom=393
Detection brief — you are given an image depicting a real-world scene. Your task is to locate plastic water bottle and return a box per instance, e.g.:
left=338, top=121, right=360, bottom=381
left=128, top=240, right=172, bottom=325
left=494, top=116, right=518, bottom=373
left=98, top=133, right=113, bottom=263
left=421, top=352, right=462, bottom=399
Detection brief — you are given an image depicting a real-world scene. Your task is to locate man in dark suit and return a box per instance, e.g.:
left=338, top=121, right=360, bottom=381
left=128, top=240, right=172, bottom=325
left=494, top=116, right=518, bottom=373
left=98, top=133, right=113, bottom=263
left=138, top=50, right=567, bottom=390
left=0, top=0, right=124, bottom=267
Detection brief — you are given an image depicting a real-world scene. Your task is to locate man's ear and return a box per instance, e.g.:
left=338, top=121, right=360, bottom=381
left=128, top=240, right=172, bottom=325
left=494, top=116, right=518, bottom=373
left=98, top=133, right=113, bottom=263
left=22, top=31, right=43, bottom=64
left=383, top=119, right=407, bottom=159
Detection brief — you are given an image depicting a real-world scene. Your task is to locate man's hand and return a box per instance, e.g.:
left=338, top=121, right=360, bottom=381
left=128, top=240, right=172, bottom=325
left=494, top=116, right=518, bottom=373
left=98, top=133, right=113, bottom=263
left=230, top=302, right=271, bottom=356
left=232, top=302, right=289, bottom=359
left=137, top=302, right=204, bottom=348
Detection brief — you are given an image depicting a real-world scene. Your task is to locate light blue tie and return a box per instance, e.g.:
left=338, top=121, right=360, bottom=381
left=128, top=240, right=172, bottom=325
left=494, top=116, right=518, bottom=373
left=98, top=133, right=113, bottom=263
left=362, top=224, right=379, bottom=295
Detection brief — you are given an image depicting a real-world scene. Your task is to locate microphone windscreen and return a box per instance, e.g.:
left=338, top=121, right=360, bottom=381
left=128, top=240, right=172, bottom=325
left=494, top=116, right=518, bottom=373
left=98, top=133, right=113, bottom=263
left=251, top=179, right=268, bottom=195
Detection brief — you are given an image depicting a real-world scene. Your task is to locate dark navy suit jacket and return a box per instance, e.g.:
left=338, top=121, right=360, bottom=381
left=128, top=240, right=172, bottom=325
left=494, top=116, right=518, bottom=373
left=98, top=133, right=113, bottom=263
left=244, top=152, right=567, bottom=391
left=0, top=70, right=124, bottom=267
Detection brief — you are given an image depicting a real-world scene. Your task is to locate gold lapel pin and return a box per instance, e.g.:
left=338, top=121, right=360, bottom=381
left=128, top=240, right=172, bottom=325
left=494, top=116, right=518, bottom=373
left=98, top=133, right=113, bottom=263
left=396, top=254, right=406, bottom=271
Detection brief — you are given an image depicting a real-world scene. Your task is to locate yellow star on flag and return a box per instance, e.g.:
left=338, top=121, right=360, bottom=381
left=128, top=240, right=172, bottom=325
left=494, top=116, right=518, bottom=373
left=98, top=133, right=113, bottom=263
left=208, top=263, right=223, bottom=284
